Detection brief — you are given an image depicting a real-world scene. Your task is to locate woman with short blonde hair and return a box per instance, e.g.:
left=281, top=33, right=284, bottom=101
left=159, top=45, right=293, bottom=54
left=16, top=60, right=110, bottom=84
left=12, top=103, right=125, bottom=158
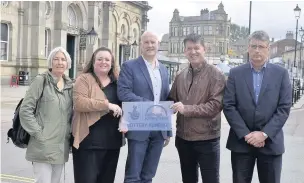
left=20, top=47, right=73, bottom=183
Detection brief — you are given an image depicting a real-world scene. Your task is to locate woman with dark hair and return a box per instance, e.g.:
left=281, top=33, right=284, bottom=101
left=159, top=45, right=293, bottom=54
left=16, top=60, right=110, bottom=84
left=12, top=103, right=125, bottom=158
left=72, top=47, right=123, bottom=183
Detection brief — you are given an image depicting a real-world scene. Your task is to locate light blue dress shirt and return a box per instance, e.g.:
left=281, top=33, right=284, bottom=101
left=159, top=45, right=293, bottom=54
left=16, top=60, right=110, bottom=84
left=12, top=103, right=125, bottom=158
left=250, top=62, right=267, bottom=104
left=143, top=57, right=162, bottom=104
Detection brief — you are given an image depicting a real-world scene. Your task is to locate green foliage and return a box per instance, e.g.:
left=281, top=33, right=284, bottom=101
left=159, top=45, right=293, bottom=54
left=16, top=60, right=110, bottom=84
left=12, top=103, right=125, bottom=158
left=230, top=23, right=249, bottom=43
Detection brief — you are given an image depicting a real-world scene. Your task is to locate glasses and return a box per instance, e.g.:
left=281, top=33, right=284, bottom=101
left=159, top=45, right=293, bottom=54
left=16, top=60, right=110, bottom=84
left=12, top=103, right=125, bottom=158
left=249, top=44, right=268, bottom=50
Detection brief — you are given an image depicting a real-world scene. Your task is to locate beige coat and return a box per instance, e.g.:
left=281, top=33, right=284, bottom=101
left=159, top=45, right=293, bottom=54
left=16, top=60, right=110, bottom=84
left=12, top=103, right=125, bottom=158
left=72, top=73, right=110, bottom=149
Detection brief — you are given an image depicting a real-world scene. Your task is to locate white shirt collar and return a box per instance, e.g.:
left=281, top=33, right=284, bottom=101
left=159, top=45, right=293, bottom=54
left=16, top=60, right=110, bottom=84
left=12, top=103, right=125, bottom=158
left=142, top=56, right=160, bottom=69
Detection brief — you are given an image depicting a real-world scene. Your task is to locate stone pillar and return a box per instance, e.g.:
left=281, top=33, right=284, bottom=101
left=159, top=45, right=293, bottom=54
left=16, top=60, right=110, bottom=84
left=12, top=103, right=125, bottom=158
left=86, top=1, right=99, bottom=62
left=16, top=2, right=25, bottom=66
left=141, top=11, right=149, bottom=34
left=28, top=1, right=46, bottom=78
left=30, top=2, right=46, bottom=61
left=17, top=1, right=30, bottom=65
left=101, top=2, right=111, bottom=48
left=53, top=1, right=67, bottom=48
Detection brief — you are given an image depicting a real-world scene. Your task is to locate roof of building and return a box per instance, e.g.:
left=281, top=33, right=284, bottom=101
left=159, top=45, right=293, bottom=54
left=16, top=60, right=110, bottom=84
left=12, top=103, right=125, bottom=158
left=270, top=38, right=300, bottom=46
left=231, top=39, right=248, bottom=46
left=161, top=33, right=169, bottom=42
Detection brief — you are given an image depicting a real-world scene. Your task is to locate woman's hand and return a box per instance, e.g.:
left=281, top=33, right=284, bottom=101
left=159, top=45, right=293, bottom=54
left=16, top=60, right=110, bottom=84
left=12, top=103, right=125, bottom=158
left=118, top=118, right=128, bottom=134
left=108, top=103, right=122, bottom=117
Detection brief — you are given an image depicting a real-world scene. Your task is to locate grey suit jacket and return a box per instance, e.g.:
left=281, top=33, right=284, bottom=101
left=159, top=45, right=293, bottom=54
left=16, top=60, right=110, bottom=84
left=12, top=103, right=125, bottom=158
left=117, top=56, right=172, bottom=141
left=223, top=63, right=292, bottom=155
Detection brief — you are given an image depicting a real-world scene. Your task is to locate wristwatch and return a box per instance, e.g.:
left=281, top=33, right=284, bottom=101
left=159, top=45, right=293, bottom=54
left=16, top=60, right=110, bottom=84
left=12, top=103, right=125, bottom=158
left=262, top=132, right=268, bottom=138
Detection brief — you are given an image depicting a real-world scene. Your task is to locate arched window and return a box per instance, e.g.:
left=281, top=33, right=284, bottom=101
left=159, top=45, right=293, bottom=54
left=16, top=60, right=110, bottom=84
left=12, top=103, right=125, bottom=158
left=121, top=24, right=126, bottom=37
left=45, top=1, right=51, bottom=16
left=67, top=6, right=77, bottom=27
left=45, top=29, right=50, bottom=57
left=133, top=28, right=137, bottom=40
left=1, top=23, right=9, bottom=61
left=132, top=28, right=138, bottom=58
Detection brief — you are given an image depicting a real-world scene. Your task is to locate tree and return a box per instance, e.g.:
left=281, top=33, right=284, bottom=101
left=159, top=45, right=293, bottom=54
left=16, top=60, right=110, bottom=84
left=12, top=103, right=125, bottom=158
left=230, top=23, right=249, bottom=43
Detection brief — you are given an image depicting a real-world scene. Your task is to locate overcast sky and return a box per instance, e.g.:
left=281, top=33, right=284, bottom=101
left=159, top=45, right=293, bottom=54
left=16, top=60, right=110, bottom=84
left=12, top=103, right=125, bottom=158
left=147, top=0, right=304, bottom=41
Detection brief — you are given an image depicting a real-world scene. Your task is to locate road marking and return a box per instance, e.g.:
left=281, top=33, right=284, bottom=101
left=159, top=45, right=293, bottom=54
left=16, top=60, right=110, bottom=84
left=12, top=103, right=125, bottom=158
left=0, top=174, right=35, bottom=183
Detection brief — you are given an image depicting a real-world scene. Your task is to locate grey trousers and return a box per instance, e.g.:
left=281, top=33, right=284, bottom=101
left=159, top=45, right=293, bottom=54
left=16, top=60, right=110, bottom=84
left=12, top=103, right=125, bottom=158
left=32, top=162, right=64, bottom=183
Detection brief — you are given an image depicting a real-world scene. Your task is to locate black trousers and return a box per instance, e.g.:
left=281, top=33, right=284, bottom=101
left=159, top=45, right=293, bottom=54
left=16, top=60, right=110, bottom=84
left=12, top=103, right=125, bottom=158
left=72, top=147, right=120, bottom=183
left=231, top=151, right=282, bottom=183
left=175, top=136, right=220, bottom=183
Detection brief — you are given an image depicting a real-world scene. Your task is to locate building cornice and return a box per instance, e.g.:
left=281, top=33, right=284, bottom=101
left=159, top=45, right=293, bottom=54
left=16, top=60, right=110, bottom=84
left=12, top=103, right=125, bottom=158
left=128, top=1, right=152, bottom=11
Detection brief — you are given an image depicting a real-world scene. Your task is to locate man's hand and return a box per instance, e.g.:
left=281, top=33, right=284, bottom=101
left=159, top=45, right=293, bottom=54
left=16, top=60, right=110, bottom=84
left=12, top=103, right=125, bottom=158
left=164, top=137, right=170, bottom=147
left=253, top=141, right=265, bottom=148
left=171, top=102, right=185, bottom=114
left=245, top=131, right=267, bottom=148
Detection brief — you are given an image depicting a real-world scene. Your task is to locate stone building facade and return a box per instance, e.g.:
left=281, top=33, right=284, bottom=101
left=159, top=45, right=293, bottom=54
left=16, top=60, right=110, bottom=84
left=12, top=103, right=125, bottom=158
left=270, top=31, right=301, bottom=59
left=0, top=1, right=151, bottom=84
left=167, top=2, right=231, bottom=66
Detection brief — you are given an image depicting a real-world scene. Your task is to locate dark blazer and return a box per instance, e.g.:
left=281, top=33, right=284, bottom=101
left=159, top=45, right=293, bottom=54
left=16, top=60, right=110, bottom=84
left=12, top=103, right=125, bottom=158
left=223, top=62, right=292, bottom=155
left=117, top=56, right=172, bottom=141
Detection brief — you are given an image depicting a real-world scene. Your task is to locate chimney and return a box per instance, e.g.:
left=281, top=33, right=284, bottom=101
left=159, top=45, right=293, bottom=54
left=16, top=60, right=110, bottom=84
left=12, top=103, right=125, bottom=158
left=286, top=31, right=294, bottom=39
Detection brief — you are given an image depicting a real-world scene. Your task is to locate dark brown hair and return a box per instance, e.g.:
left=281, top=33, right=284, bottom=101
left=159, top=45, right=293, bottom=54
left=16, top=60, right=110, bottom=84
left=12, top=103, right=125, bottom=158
left=82, top=47, right=119, bottom=88
left=183, top=33, right=205, bottom=48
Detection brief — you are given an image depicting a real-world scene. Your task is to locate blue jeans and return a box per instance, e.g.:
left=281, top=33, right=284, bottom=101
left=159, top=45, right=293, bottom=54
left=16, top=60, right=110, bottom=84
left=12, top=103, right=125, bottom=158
left=175, top=136, right=220, bottom=183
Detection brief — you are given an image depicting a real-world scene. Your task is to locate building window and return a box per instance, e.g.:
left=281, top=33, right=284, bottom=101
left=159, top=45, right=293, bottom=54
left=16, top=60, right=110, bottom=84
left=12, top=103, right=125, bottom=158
left=181, top=42, right=184, bottom=53
left=121, top=24, right=126, bottom=37
left=204, top=26, right=213, bottom=35
left=183, top=27, right=187, bottom=36
left=197, top=27, right=201, bottom=35
left=193, top=26, right=201, bottom=35
left=285, top=46, right=293, bottom=51
left=1, top=1, right=9, bottom=7
left=170, top=43, right=173, bottom=53
left=174, top=27, right=178, bottom=36
left=272, top=47, right=277, bottom=55
left=67, top=6, right=77, bottom=27
left=1, top=23, right=9, bottom=61
left=219, top=42, right=224, bottom=54
left=174, top=43, right=178, bottom=53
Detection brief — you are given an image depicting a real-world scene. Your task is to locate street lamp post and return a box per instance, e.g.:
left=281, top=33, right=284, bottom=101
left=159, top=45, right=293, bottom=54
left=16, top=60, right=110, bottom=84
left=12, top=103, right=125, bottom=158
left=80, top=27, right=98, bottom=70
left=292, top=4, right=301, bottom=106
left=299, top=27, right=304, bottom=94
left=86, top=27, right=98, bottom=45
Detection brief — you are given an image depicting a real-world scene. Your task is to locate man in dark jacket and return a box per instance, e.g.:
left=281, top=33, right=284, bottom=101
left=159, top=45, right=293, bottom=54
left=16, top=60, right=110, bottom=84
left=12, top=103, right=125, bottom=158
left=169, top=33, right=226, bottom=183
left=223, top=30, right=292, bottom=183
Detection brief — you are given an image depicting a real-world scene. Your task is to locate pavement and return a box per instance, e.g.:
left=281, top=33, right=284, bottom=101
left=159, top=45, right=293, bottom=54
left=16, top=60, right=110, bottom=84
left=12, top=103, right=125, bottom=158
left=1, top=85, right=304, bottom=183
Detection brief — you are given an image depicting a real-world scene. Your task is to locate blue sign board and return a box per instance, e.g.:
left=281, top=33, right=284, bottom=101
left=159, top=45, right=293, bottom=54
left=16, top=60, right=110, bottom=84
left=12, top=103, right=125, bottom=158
left=121, top=101, right=174, bottom=131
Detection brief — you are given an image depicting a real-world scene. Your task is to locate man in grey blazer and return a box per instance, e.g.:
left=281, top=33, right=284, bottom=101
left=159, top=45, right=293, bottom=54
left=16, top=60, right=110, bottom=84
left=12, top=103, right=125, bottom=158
left=223, top=30, right=292, bottom=183
left=117, top=31, right=171, bottom=183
